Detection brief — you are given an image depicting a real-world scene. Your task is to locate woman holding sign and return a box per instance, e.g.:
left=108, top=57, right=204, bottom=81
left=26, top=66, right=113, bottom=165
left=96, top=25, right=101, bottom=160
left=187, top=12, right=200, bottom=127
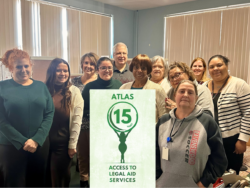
left=81, top=57, right=122, bottom=187
left=120, top=54, right=167, bottom=123
left=156, top=80, right=227, bottom=187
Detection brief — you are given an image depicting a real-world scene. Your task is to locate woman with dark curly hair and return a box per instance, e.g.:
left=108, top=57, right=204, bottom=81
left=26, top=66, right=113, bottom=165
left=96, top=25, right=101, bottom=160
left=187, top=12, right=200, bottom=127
left=45, top=58, right=83, bottom=187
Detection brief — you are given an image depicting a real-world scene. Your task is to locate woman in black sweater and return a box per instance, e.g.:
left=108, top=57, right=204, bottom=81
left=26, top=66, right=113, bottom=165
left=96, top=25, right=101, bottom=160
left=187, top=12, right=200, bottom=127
left=80, top=57, right=121, bottom=187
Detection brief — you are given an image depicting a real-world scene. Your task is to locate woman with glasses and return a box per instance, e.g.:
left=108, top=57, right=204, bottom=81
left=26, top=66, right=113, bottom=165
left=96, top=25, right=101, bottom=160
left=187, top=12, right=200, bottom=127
left=166, top=61, right=214, bottom=117
left=120, top=54, right=167, bottom=123
left=81, top=57, right=122, bottom=187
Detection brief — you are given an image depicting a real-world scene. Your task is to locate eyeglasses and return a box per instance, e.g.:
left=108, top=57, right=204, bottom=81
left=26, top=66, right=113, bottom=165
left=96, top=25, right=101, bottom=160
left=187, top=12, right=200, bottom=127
left=169, top=72, right=184, bottom=81
left=99, top=66, right=113, bottom=71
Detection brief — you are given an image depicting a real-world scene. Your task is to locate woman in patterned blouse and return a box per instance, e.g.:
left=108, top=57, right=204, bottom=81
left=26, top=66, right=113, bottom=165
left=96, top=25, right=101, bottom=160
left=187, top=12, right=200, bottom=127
left=71, top=52, right=99, bottom=187
left=71, top=53, right=99, bottom=93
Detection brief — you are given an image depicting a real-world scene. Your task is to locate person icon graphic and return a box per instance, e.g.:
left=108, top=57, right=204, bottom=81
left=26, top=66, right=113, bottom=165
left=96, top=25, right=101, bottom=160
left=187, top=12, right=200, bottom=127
left=107, top=102, right=138, bottom=163
left=114, top=130, right=131, bottom=163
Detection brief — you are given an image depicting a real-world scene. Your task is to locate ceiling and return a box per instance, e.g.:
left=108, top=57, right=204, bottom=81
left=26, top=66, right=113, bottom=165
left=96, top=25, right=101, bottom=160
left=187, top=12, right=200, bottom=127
left=93, top=0, right=196, bottom=10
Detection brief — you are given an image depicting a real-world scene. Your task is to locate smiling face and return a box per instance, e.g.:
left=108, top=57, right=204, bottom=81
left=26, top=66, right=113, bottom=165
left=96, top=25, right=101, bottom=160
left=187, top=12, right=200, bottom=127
left=208, top=57, right=229, bottom=82
left=97, top=60, right=113, bottom=81
left=12, top=58, right=32, bottom=84
left=82, top=56, right=96, bottom=76
left=175, top=82, right=198, bottom=109
left=151, top=59, right=165, bottom=80
left=132, top=64, right=148, bottom=82
left=191, top=60, right=205, bottom=78
left=55, top=63, right=69, bottom=85
left=168, top=67, right=189, bottom=89
left=113, top=45, right=128, bottom=67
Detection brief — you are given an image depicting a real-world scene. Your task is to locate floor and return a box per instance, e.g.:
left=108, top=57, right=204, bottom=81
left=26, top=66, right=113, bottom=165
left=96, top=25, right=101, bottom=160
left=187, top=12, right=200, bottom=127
left=240, top=146, right=250, bottom=179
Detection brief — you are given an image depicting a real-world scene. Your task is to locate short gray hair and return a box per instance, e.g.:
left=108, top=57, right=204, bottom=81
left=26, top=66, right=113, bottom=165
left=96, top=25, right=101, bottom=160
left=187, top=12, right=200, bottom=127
left=151, top=55, right=168, bottom=78
left=112, top=42, right=128, bottom=55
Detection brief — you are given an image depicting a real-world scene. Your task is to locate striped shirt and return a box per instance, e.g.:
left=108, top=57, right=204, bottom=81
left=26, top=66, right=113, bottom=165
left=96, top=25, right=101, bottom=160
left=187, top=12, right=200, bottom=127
left=216, top=76, right=250, bottom=142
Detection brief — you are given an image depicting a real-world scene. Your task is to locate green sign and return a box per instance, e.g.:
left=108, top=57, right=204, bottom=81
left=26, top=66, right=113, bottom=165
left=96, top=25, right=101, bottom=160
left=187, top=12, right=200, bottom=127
left=107, top=101, right=138, bottom=163
left=90, top=90, right=155, bottom=188
left=107, top=101, right=138, bottom=132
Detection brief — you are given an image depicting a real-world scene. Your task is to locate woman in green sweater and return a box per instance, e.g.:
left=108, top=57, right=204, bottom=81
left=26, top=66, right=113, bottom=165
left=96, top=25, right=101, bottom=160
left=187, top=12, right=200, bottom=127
left=81, top=57, right=122, bottom=187
left=0, top=49, right=54, bottom=187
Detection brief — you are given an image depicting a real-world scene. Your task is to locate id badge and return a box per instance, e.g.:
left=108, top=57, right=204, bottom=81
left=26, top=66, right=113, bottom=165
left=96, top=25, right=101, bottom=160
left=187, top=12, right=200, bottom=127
left=162, top=147, right=169, bottom=161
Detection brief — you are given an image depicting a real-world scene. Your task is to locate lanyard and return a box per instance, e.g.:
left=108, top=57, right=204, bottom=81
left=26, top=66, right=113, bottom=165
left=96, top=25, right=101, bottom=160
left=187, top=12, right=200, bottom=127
left=167, top=118, right=185, bottom=144
left=211, top=75, right=229, bottom=100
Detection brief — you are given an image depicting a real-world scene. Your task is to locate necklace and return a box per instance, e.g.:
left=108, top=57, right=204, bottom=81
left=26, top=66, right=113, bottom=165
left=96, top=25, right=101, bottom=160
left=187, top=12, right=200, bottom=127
left=211, top=75, right=230, bottom=100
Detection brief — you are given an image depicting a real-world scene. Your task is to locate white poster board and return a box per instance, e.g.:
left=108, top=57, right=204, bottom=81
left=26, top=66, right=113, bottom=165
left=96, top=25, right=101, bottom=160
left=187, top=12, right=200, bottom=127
left=90, top=90, right=155, bottom=188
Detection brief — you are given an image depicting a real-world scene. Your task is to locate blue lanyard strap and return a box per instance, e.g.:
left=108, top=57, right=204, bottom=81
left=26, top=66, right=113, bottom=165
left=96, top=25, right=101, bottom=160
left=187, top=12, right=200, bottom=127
left=168, top=118, right=185, bottom=143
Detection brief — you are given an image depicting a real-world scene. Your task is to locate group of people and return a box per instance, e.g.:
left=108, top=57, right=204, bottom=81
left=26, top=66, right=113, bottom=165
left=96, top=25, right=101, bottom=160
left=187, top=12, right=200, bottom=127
left=0, top=42, right=250, bottom=188
left=156, top=55, right=250, bottom=187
